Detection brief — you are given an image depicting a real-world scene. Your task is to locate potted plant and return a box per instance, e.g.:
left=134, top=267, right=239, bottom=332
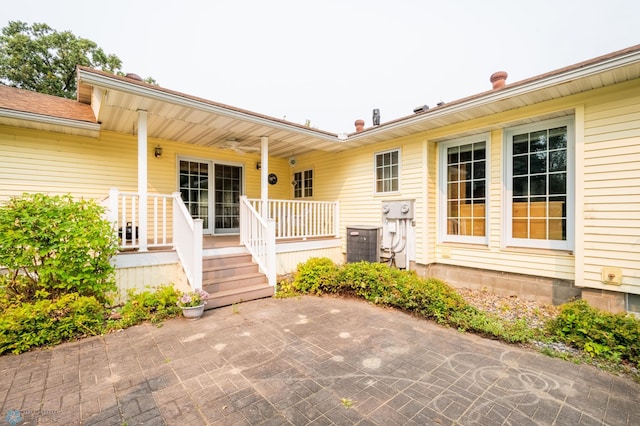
left=176, top=289, right=209, bottom=320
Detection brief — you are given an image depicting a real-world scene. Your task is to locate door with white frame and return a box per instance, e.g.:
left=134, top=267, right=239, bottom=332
left=179, top=159, right=244, bottom=235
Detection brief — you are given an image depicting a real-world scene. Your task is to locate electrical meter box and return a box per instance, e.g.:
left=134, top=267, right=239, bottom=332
left=346, top=226, right=381, bottom=263
left=381, top=200, right=414, bottom=219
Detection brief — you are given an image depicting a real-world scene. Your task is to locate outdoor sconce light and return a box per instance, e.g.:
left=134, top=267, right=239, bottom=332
left=256, top=162, right=261, bottom=170
left=154, top=145, right=163, bottom=158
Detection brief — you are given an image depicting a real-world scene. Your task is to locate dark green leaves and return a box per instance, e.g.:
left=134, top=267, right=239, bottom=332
left=0, top=21, right=123, bottom=98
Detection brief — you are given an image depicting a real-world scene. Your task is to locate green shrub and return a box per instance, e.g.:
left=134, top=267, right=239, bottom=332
left=0, top=193, right=118, bottom=304
left=546, top=299, right=640, bottom=363
left=109, top=285, right=182, bottom=328
left=287, top=258, right=533, bottom=343
left=292, top=257, right=340, bottom=294
left=0, top=293, right=105, bottom=354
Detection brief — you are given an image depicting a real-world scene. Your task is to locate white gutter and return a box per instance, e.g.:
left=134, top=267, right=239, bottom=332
left=78, top=69, right=339, bottom=142
left=0, top=108, right=101, bottom=133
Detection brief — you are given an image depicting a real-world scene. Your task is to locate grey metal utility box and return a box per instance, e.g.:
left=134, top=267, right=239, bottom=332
left=346, top=226, right=381, bottom=263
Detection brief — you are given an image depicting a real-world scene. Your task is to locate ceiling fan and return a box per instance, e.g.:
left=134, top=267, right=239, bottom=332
left=221, top=139, right=261, bottom=154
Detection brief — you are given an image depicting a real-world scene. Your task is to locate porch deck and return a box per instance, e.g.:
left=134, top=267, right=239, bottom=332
left=203, top=235, right=242, bottom=249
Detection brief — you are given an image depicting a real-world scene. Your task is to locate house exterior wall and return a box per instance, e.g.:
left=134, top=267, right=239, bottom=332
left=579, top=81, right=640, bottom=295
left=294, top=135, right=428, bottom=264
left=2, top=75, right=639, bottom=310
left=298, top=79, right=640, bottom=306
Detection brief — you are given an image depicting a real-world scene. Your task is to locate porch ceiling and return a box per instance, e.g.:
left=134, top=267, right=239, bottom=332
left=97, top=92, right=349, bottom=158
left=76, top=45, right=640, bottom=157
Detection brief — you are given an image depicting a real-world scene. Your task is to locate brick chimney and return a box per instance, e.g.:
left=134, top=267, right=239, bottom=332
left=490, top=71, right=508, bottom=89
left=354, top=119, right=365, bottom=132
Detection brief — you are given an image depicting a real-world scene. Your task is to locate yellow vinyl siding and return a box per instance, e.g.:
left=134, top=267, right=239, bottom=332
left=298, top=137, right=426, bottom=258
left=0, top=127, right=137, bottom=201
left=0, top=126, right=286, bottom=203
left=424, top=141, right=437, bottom=264
left=582, top=89, right=640, bottom=293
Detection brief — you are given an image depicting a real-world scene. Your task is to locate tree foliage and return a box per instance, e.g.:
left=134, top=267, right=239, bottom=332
left=0, top=21, right=126, bottom=98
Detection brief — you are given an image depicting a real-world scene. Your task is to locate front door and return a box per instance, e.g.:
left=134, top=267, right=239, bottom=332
left=179, top=159, right=243, bottom=235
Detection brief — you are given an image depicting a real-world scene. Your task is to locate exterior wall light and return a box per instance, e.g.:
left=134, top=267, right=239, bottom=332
left=154, top=145, right=163, bottom=158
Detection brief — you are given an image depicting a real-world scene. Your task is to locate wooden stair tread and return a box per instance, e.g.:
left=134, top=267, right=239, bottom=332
left=206, top=283, right=273, bottom=299
left=203, top=261, right=257, bottom=272
left=206, top=272, right=266, bottom=284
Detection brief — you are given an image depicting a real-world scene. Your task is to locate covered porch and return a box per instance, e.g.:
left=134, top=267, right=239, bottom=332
left=79, top=67, right=348, bottom=304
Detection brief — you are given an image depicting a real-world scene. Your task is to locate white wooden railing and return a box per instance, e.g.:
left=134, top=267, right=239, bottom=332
left=103, top=189, right=202, bottom=290
left=104, top=189, right=173, bottom=250
left=240, top=196, right=276, bottom=287
left=103, top=190, right=338, bottom=292
left=248, top=199, right=339, bottom=239
left=172, top=192, right=203, bottom=291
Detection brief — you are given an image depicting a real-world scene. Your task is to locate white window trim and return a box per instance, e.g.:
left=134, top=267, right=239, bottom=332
left=293, top=168, right=314, bottom=199
left=438, top=133, right=490, bottom=245
left=503, top=117, right=575, bottom=251
left=374, top=148, right=401, bottom=195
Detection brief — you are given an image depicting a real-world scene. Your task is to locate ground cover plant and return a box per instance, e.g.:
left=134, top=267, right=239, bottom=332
left=280, top=257, right=534, bottom=343
left=0, top=285, right=182, bottom=355
left=546, top=299, right=640, bottom=365
left=281, top=257, right=640, bottom=377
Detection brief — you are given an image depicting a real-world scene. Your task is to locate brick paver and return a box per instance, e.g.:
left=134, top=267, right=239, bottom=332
left=1, top=296, right=639, bottom=425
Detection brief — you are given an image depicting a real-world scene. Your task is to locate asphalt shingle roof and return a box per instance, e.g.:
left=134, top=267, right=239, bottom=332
left=0, top=84, right=96, bottom=123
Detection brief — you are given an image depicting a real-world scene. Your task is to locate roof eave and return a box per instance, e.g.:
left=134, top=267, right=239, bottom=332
left=77, top=68, right=340, bottom=142
left=0, top=108, right=101, bottom=136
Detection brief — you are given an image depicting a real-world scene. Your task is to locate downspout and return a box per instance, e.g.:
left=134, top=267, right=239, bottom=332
left=137, top=110, right=148, bottom=252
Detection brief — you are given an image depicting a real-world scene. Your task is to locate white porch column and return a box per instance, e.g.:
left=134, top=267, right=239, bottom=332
left=137, top=110, right=148, bottom=252
left=260, top=136, right=269, bottom=217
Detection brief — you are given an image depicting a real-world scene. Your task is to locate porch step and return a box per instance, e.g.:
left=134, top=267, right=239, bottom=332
left=202, top=253, right=272, bottom=309
left=205, top=284, right=275, bottom=309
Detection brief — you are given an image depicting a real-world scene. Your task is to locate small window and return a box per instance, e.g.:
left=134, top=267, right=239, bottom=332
left=375, top=149, right=400, bottom=193
left=628, top=294, right=640, bottom=314
left=293, top=169, right=313, bottom=198
left=505, top=118, right=574, bottom=250
left=439, top=135, right=489, bottom=244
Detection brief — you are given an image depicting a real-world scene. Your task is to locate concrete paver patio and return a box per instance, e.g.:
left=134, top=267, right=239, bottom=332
left=1, top=296, right=639, bottom=425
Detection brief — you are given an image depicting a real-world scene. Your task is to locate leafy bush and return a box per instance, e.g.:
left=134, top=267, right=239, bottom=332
left=546, top=300, right=640, bottom=363
left=0, top=285, right=184, bottom=354
left=0, top=293, right=105, bottom=354
left=287, top=258, right=534, bottom=343
left=0, top=193, right=118, bottom=304
left=109, top=285, right=182, bottom=328
left=293, top=257, right=340, bottom=294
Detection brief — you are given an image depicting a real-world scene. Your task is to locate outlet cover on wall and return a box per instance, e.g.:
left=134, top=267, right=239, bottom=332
left=601, top=267, right=622, bottom=285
